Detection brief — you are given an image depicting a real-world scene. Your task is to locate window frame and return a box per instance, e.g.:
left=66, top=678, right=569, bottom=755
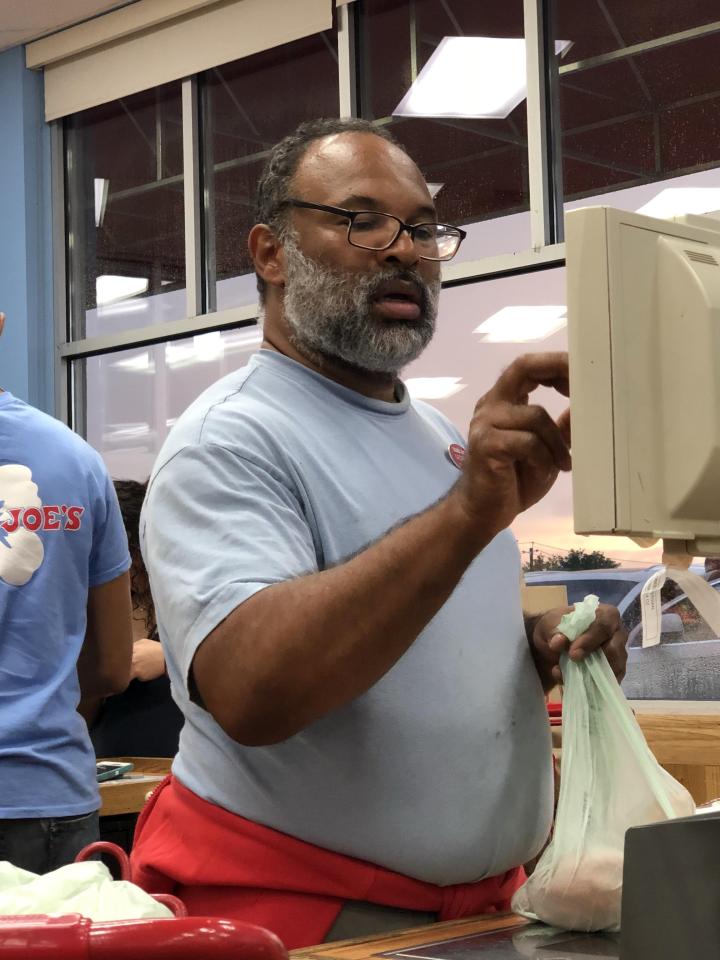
left=53, top=0, right=720, bottom=449
left=54, top=0, right=570, bottom=430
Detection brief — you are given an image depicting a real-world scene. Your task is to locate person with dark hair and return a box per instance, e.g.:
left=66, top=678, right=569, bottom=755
left=89, top=480, right=183, bottom=758
left=0, top=311, right=133, bottom=874
left=131, top=118, right=627, bottom=946
left=115, top=480, right=162, bottom=676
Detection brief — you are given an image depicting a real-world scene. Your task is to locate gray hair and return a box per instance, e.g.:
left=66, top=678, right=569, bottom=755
left=253, top=118, right=405, bottom=302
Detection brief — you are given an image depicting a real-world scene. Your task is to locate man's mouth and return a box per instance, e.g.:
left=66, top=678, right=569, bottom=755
left=372, top=280, right=423, bottom=321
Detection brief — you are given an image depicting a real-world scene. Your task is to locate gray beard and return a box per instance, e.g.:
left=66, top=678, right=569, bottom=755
left=281, top=235, right=441, bottom=377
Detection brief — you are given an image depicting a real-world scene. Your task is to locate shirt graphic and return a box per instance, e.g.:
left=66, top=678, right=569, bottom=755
left=0, top=464, right=85, bottom=587
left=0, top=464, right=45, bottom=586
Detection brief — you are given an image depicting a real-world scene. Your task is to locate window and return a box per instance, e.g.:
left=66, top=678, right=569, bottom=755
left=555, top=2, right=720, bottom=204
left=359, top=0, right=532, bottom=261
left=624, top=583, right=720, bottom=701
left=75, top=325, right=262, bottom=481
left=65, top=81, right=186, bottom=340
left=202, top=25, right=339, bottom=312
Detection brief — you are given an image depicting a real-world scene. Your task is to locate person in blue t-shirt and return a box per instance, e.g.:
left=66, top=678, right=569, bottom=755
left=0, top=312, right=133, bottom=874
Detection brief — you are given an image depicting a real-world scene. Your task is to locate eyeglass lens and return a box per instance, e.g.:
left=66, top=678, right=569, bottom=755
left=349, top=213, right=460, bottom=260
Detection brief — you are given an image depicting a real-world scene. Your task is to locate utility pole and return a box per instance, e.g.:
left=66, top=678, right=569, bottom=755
left=528, top=543, right=534, bottom=571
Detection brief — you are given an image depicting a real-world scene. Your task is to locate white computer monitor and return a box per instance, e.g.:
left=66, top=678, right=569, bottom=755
left=565, top=205, right=720, bottom=557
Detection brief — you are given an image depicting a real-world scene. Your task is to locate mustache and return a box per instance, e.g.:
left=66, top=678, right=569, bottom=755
left=358, top=268, right=436, bottom=315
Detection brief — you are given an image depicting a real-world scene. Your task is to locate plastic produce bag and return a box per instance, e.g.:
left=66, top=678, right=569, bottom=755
left=512, top=595, right=695, bottom=932
left=0, top=859, right=173, bottom=921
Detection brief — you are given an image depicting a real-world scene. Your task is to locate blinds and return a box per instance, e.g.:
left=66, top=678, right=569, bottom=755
left=26, top=0, right=333, bottom=121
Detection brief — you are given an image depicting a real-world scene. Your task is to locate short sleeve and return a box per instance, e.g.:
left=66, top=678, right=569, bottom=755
left=141, top=442, right=318, bottom=688
left=88, top=468, right=131, bottom=588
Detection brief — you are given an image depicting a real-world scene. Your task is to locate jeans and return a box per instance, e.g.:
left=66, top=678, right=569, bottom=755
left=0, top=810, right=99, bottom=874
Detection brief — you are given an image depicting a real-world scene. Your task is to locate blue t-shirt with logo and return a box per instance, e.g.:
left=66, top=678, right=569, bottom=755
left=0, top=392, right=130, bottom=818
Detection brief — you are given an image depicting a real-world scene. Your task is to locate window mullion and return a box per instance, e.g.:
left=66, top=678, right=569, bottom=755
left=338, top=2, right=358, bottom=117
left=182, top=76, right=203, bottom=319
left=524, top=0, right=563, bottom=246
left=52, top=120, right=70, bottom=424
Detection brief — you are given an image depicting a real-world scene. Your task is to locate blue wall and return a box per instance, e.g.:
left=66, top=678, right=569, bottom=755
left=0, top=46, right=54, bottom=415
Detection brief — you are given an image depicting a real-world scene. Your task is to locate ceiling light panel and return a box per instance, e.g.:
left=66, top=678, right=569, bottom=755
left=394, top=37, right=571, bottom=120
left=474, top=305, right=567, bottom=343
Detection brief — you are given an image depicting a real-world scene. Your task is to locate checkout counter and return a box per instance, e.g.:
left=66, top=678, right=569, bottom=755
left=290, top=804, right=720, bottom=960
left=98, top=757, right=170, bottom=817
left=290, top=914, right=619, bottom=960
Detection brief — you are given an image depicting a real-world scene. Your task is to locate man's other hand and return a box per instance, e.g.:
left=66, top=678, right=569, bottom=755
left=530, top=603, right=628, bottom=689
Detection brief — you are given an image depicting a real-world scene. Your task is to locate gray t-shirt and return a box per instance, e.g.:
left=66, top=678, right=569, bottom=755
left=141, top=349, right=553, bottom=885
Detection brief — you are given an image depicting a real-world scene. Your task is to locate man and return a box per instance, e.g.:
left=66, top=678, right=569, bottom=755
left=132, top=119, right=626, bottom=946
left=0, top=311, right=133, bottom=872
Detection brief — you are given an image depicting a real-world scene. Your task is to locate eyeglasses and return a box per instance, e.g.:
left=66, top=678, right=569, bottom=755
left=285, top=198, right=467, bottom=262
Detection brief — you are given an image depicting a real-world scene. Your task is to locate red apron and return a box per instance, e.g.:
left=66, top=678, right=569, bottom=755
left=131, top=775, right=524, bottom=949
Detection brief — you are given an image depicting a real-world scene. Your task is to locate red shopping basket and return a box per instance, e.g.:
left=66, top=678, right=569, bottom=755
left=73, top=841, right=187, bottom=917
left=0, top=842, right=288, bottom=960
left=547, top=700, right=563, bottom=726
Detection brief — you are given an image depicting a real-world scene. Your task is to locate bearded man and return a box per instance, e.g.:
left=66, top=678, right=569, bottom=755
left=132, top=118, right=627, bottom=948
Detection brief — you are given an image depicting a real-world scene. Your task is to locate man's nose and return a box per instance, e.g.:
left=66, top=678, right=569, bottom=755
left=377, top=227, right=420, bottom=268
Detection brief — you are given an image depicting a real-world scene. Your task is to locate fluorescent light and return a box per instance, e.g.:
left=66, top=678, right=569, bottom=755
left=223, top=329, right=264, bottom=351
left=104, top=422, right=151, bottom=442
left=165, top=331, right=226, bottom=369
left=96, top=275, right=148, bottom=306
left=637, top=188, right=720, bottom=219
left=97, top=301, right=149, bottom=317
left=474, top=305, right=567, bottom=343
left=393, top=37, right=572, bottom=120
left=405, top=377, right=466, bottom=399
left=94, top=178, right=109, bottom=228
left=113, top=352, right=154, bottom=373
left=165, top=342, right=195, bottom=367
left=194, top=331, right=224, bottom=362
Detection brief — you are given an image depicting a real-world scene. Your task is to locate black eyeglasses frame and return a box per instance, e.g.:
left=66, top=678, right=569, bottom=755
left=283, top=198, right=467, bottom=262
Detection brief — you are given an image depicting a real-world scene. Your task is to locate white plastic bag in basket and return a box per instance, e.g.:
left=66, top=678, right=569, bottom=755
left=512, top=595, right=695, bottom=932
left=0, top=859, right=172, bottom=921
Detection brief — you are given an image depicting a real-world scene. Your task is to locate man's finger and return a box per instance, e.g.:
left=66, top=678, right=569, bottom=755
left=568, top=616, right=628, bottom=681
left=470, top=403, right=571, bottom=472
left=556, top=407, right=571, bottom=446
left=487, top=352, right=570, bottom=405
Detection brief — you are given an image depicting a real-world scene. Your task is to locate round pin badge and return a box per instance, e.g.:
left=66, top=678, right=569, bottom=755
left=447, top=443, right=466, bottom=469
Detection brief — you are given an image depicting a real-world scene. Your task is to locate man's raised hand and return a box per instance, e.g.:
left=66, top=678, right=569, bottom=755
left=451, top=352, right=571, bottom=540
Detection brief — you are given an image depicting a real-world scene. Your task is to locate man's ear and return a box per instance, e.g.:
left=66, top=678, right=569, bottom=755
left=248, top=224, right=286, bottom=291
